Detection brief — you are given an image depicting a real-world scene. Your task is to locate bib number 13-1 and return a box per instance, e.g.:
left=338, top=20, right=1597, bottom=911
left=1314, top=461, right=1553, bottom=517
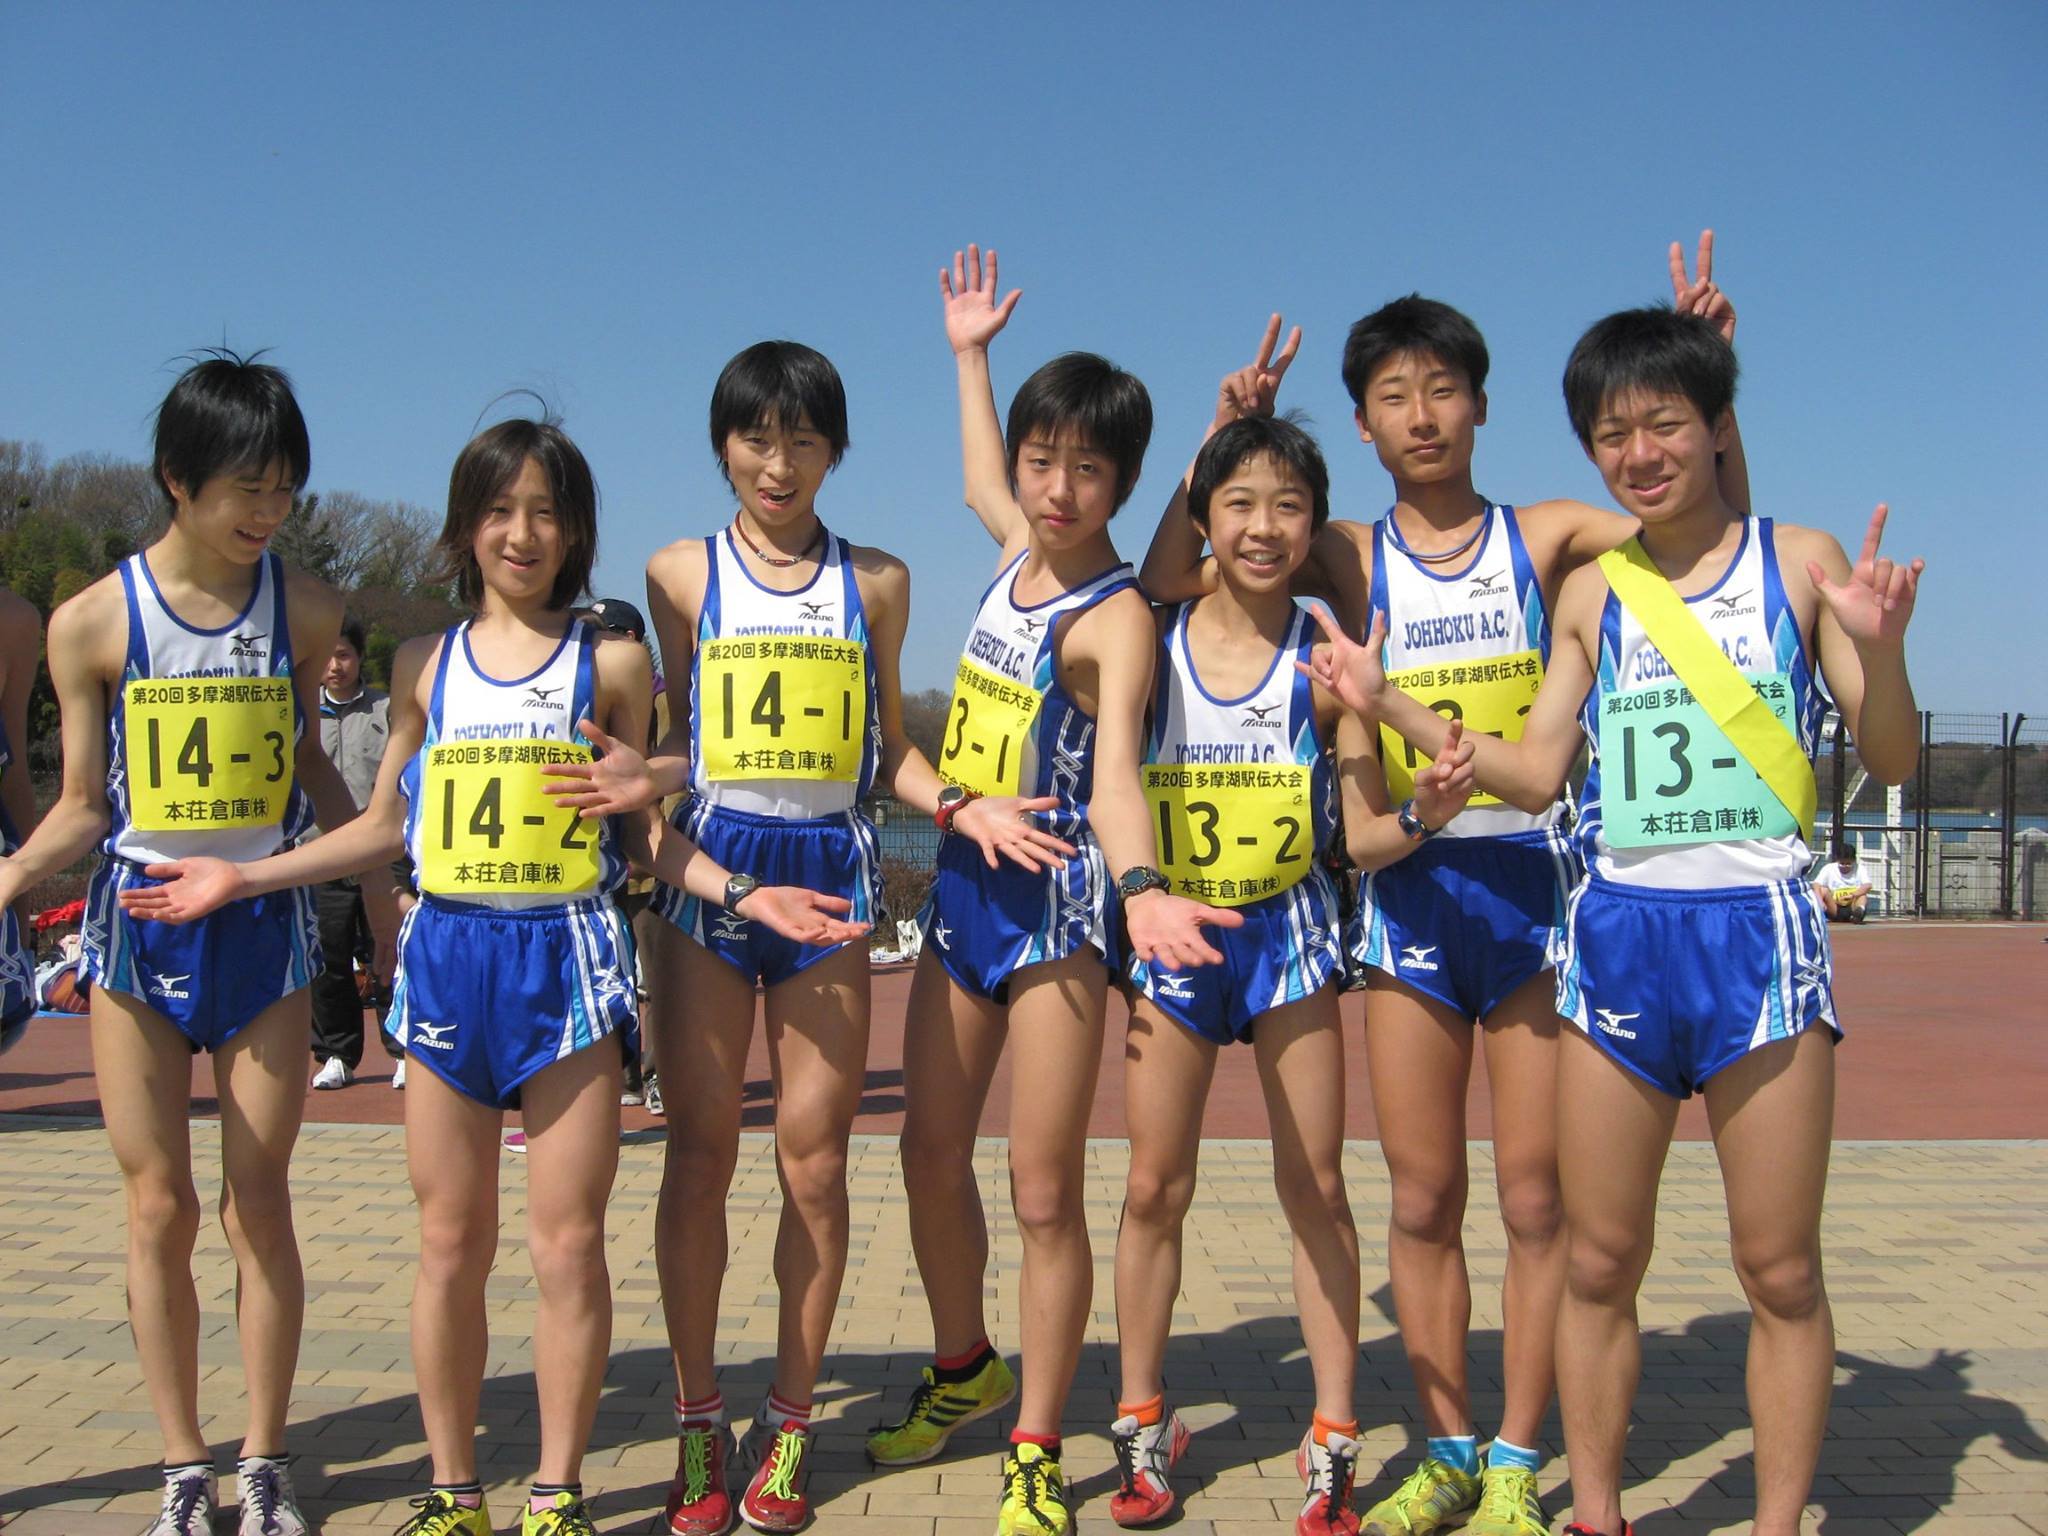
left=1597, top=672, right=1801, bottom=847
left=123, top=678, right=293, bottom=830
left=418, top=739, right=600, bottom=895
left=938, top=656, right=1042, bottom=798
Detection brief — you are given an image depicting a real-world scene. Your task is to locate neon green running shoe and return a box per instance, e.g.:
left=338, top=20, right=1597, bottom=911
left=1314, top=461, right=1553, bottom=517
left=521, top=1489, right=598, bottom=1536
left=996, top=1441, right=1071, bottom=1535
left=1464, top=1462, right=1546, bottom=1536
left=1359, top=1456, right=1481, bottom=1535
left=393, top=1491, right=494, bottom=1536
left=865, top=1354, right=1017, bottom=1466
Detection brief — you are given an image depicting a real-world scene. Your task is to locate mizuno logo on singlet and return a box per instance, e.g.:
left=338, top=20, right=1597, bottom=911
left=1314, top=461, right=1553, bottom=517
left=525, top=686, right=563, bottom=708
left=1018, top=617, right=1047, bottom=638
left=1593, top=1008, right=1640, bottom=1039
left=1468, top=572, right=1508, bottom=597
left=1399, top=945, right=1440, bottom=972
left=1713, top=589, right=1752, bottom=611
left=228, top=631, right=269, bottom=658
left=797, top=601, right=832, bottom=621
left=1243, top=703, right=1282, bottom=724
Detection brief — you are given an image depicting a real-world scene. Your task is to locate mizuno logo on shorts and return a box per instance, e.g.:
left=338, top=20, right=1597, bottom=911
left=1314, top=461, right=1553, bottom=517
left=931, top=921, right=953, bottom=949
left=1154, top=972, right=1194, bottom=1000
left=1594, top=1008, right=1640, bottom=1040
left=412, top=1020, right=458, bottom=1050
left=1399, top=945, right=1440, bottom=972
left=148, top=972, right=193, bottom=1000
left=711, top=912, right=749, bottom=942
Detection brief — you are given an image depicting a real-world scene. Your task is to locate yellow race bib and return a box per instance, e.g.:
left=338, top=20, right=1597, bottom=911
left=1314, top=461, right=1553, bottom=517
left=937, top=656, right=1043, bottom=798
left=417, top=739, right=600, bottom=896
left=1378, top=649, right=1543, bottom=807
left=698, top=636, right=868, bottom=782
left=1142, top=763, right=1313, bottom=907
left=123, top=678, right=293, bottom=831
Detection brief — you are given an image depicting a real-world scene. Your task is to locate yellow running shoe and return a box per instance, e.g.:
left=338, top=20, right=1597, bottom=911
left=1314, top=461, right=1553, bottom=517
left=521, top=1489, right=599, bottom=1536
left=1359, top=1456, right=1481, bottom=1536
left=394, top=1491, right=493, bottom=1536
left=1464, top=1462, right=1546, bottom=1536
left=865, top=1355, right=1018, bottom=1466
left=996, top=1442, right=1071, bottom=1536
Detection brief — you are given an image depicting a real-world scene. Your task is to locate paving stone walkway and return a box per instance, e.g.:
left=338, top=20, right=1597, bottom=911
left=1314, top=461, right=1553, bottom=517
left=1, top=1121, right=2041, bottom=1533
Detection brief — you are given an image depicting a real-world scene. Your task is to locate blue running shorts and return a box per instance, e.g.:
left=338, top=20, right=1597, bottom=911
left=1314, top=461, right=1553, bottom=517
left=389, top=894, right=637, bottom=1109
left=1555, top=877, right=1838, bottom=1099
left=1350, top=827, right=1578, bottom=1019
left=922, top=824, right=1112, bottom=1002
left=651, top=798, right=879, bottom=987
left=1128, top=867, right=1342, bottom=1045
left=83, top=857, right=320, bottom=1052
left=1, top=904, right=33, bottom=1050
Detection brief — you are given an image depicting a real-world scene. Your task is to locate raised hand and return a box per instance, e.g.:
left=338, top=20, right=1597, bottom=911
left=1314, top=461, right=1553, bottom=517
left=1298, top=604, right=1389, bottom=718
left=1669, top=229, right=1736, bottom=343
left=734, top=885, right=871, bottom=947
left=952, top=793, right=1078, bottom=873
left=1124, top=889, right=1246, bottom=971
left=1412, top=718, right=1476, bottom=828
left=545, top=718, right=659, bottom=815
left=1214, top=313, right=1303, bottom=429
left=117, top=856, right=247, bottom=925
left=941, top=244, right=1022, bottom=355
left=1809, top=504, right=1923, bottom=648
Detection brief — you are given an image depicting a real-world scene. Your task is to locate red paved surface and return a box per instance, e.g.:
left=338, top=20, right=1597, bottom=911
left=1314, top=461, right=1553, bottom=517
left=4, top=923, right=2043, bottom=1140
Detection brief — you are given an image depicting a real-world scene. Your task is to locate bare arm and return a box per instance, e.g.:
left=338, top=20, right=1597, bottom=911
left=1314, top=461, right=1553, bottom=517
left=1669, top=230, right=1751, bottom=515
left=941, top=245, right=1028, bottom=546
left=1334, top=706, right=1475, bottom=872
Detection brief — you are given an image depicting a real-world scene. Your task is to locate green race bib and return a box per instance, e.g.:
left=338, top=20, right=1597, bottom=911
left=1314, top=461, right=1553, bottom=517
left=1597, top=672, right=1801, bottom=847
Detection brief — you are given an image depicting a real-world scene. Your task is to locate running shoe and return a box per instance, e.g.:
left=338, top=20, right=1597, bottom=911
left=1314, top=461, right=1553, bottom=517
left=236, top=1456, right=309, bottom=1535
left=996, top=1442, right=1071, bottom=1536
left=312, top=1057, right=353, bottom=1090
left=141, top=1469, right=216, bottom=1536
left=646, top=1072, right=664, bottom=1116
left=666, top=1419, right=737, bottom=1536
left=504, top=1128, right=527, bottom=1153
left=391, top=1059, right=407, bottom=1089
left=1297, top=1431, right=1361, bottom=1535
left=736, top=1412, right=813, bottom=1531
left=865, top=1355, right=1017, bottom=1465
left=522, top=1491, right=598, bottom=1535
left=1561, top=1525, right=1634, bottom=1536
left=1108, top=1407, right=1191, bottom=1526
left=393, top=1491, right=493, bottom=1536
left=1465, top=1461, right=1545, bottom=1536
left=1359, top=1455, right=1480, bottom=1535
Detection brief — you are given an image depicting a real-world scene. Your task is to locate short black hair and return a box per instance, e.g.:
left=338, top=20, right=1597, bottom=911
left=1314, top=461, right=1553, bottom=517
left=1563, top=306, right=1738, bottom=450
left=1188, top=414, right=1331, bottom=533
left=709, top=341, right=850, bottom=477
left=435, top=417, right=599, bottom=612
left=1005, top=352, right=1153, bottom=510
left=337, top=616, right=367, bottom=656
left=1341, top=296, right=1489, bottom=406
left=1834, top=842, right=1856, bottom=861
left=152, top=349, right=311, bottom=510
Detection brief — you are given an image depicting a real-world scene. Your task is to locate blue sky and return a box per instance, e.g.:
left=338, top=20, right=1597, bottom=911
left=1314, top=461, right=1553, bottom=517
left=5, top=1, right=2041, bottom=711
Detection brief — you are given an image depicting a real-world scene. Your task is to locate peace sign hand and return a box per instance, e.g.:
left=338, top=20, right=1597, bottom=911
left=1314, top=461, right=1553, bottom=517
left=1808, top=504, right=1924, bottom=650
left=941, top=245, right=1022, bottom=355
left=1213, top=313, right=1302, bottom=431
left=1297, top=604, right=1390, bottom=719
left=1669, top=229, right=1736, bottom=344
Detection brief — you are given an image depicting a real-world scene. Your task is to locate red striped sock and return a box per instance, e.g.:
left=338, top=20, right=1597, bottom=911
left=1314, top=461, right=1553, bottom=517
left=764, top=1388, right=811, bottom=1429
left=676, top=1391, right=725, bottom=1427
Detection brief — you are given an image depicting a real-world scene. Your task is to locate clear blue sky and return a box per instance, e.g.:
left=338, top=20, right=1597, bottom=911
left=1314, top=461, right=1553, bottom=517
left=6, top=1, right=2041, bottom=711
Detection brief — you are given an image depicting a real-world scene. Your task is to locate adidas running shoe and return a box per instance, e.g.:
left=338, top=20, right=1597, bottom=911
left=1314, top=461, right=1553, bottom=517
left=393, top=1491, right=493, bottom=1536
left=1466, top=1461, right=1546, bottom=1536
left=997, top=1442, right=1072, bottom=1535
left=865, top=1354, right=1017, bottom=1465
left=1108, top=1407, right=1191, bottom=1526
left=1359, top=1455, right=1480, bottom=1535
left=1297, top=1430, right=1362, bottom=1535
left=522, top=1490, right=599, bottom=1536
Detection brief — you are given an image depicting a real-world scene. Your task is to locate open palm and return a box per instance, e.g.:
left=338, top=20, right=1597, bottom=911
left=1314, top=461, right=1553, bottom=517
left=941, top=244, right=1021, bottom=354
left=545, top=719, right=659, bottom=816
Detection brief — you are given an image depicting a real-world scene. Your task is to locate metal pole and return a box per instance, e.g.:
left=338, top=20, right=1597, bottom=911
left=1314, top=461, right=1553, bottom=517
left=2003, top=714, right=2025, bottom=921
left=1831, top=713, right=1848, bottom=850
left=1916, top=710, right=1931, bottom=917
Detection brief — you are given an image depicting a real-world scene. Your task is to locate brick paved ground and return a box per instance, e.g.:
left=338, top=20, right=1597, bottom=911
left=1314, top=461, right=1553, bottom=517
left=1, top=1123, right=2041, bottom=1534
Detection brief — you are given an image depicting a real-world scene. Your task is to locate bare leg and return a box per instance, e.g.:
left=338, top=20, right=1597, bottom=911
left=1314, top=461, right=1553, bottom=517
left=90, top=988, right=207, bottom=1464
left=1363, top=974, right=1476, bottom=1435
left=898, top=949, right=1007, bottom=1356
left=1003, top=954, right=1108, bottom=1436
left=1113, top=997, right=1216, bottom=1406
left=1478, top=971, right=1566, bottom=1449
left=652, top=933, right=759, bottom=1400
left=1706, top=1030, right=1836, bottom=1536
left=211, top=992, right=312, bottom=1457
left=404, top=1059, right=503, bottom=1484
left=1252, top=988, right=1359, bottom=1423
left=760, top=943, right=871, bottom=1401
left=521, top=1041, right=623, bottom=1486
left=1555, top=1028, right=1679, bottom=1536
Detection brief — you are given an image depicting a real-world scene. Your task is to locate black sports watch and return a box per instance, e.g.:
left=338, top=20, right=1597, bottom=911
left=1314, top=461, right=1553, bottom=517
left=722, top=873, right=761, bottom=911
left=1116, top=864, right=1171, bottom=902
left=1396, top=799, right=1440, bottom=842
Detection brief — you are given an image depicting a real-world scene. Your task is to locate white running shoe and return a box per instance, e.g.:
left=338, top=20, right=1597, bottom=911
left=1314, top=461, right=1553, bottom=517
left=311, top=1057, right=352, bottom=1090
left=390, top=1059, right=407, bottom=1090
left=141, top=1467, right=217, bottom=1536
left=237, top=1455, right=310, bottom=1536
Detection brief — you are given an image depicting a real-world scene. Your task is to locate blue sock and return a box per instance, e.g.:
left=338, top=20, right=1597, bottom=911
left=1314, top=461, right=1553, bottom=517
left=1427, top=1434, right=1479, bottom=1475
left=1488, top=1436, right=1541, bottom=1472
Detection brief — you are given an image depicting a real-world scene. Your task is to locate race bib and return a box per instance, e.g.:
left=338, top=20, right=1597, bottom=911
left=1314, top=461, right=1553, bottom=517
left=938, top=656, right=1042, bottom=797
left=123, top=678, right=293, bottom=831
left=418, top=739, right=600, bottom=895
left=1142, top=763, right=1312, bottom=908
left=698, top=636, right=868, bottom=782
left=1379, top=648, right=1543, bottom=808
left=1597, top=672, right=1800, bottom=848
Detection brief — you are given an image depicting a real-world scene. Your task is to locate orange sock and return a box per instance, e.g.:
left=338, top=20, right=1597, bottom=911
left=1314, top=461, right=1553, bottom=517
left=1116, top=1393, right=1164, bottom=1426
left=1312, top=1410, right=1359, bottom=1445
